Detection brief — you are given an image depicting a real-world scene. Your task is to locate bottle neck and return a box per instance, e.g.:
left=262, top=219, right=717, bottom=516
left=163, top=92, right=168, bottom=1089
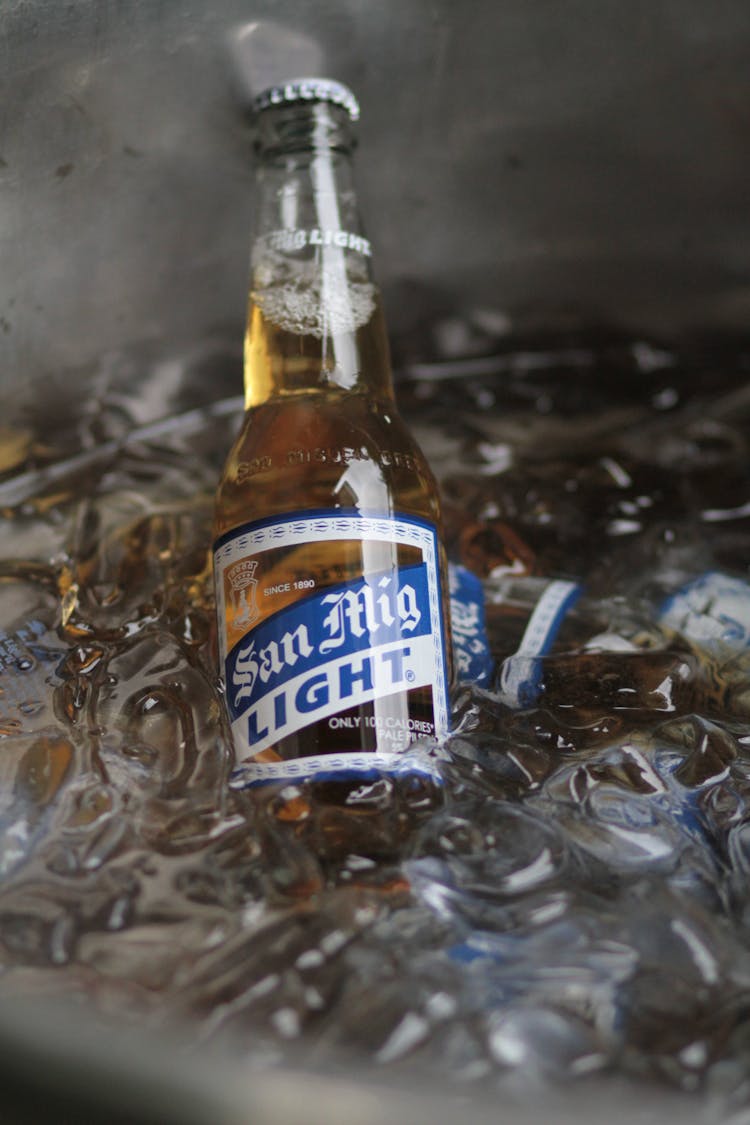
left=244, top=103, right=394, bottom=409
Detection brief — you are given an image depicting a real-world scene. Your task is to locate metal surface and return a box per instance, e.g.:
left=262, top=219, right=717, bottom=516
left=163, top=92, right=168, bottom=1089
left=3, top=0, right=750, bottom=408
left=0, top=999, right=713, bottom=1125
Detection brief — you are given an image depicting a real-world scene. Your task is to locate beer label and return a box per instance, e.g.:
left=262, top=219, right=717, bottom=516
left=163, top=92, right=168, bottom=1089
left=498, top=579, right=582, bottom=708
left=660, top=571, right=750, bottom=652
left=213, top=511, right=449, bottom=786
left=448, top=565, right=493, bottom=687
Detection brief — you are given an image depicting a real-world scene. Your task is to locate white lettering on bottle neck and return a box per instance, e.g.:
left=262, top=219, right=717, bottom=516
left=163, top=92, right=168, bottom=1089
left=259, top=228, right=372, bottom=257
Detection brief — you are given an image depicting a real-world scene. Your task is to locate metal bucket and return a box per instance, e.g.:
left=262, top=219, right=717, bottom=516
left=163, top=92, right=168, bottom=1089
left=3, top=3, right=750, bottom=1121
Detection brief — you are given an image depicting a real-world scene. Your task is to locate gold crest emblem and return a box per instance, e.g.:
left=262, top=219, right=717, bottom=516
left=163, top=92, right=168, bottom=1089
left=227, top=559, right=260, bottom=630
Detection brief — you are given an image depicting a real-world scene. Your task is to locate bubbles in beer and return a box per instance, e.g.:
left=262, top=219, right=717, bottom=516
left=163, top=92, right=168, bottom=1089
left=252, top=247, right=376, bottom=337
left=253, top=275, right=377, bottom=338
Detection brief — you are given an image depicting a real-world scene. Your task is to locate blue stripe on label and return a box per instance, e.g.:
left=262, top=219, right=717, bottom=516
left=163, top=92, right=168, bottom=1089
left=230, top=748, right=443, bottom=789
left=448, top=564, right=493, bottom=687
left=226, top=563, right=432, bottom=720
left=499, top=580, right=583, bottom=708
left=213, top=506, right=442, bottom=552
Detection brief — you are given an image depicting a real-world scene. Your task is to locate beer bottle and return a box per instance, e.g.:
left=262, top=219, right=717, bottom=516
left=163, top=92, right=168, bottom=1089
left=212, top=79, right=452, bottom=853
left=485, top=572, right=736, bottom=723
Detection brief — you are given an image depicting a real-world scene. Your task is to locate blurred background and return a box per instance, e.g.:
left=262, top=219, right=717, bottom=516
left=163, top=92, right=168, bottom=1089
left=3, top=0, right=750, bottom=411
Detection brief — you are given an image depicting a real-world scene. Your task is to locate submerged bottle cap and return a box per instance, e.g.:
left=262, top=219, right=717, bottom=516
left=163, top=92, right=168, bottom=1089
left=252, top=77, right=360, bottom=121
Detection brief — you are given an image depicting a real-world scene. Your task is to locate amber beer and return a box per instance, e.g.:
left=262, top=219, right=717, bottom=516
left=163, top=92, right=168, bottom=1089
left=213, top=79, right=451, bottom=833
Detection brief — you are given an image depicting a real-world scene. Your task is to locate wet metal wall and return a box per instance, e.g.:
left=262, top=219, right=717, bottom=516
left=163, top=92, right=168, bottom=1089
left=2, top=1, right=750, bottom=392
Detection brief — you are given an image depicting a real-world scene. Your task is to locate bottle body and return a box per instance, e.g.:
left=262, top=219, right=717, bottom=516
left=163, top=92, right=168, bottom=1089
left=485, top=572, right=746, bottom=723
left=213, top=383, right=451, bottom=785
left=212, top=85, right=451, bottom=847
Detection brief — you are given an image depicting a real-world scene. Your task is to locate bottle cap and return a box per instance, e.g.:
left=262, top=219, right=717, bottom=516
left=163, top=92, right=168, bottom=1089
left=252, top=77, right=360, bottom=121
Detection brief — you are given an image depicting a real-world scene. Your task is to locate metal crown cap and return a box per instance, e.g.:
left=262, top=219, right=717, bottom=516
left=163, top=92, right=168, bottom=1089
left=252, top=77, right=360, bottom=121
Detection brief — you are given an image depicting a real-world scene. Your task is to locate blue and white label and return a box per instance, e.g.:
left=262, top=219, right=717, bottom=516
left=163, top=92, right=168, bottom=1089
left=498, top=579, right=583, bottom=708
left=214, top=511, right=450, bottom=785
left=660, top=571, right=750, bottom=653
left=226, top=564, right=433, bottom=750
left=448, top=564, right=493, bottom=687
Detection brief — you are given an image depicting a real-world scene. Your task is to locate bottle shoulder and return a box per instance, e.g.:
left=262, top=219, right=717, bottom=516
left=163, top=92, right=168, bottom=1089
left=213, top=391, right=441, bottom=537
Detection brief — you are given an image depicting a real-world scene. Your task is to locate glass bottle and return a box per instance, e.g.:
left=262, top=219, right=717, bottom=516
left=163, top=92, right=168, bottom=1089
left=212, top=79, right=452, bottom=855
left=483, top=572, right=741, bottom=723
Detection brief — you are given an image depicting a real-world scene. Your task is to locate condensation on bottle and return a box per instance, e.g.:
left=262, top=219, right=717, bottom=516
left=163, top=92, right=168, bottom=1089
left=212, top=79, right=452, bottom=851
